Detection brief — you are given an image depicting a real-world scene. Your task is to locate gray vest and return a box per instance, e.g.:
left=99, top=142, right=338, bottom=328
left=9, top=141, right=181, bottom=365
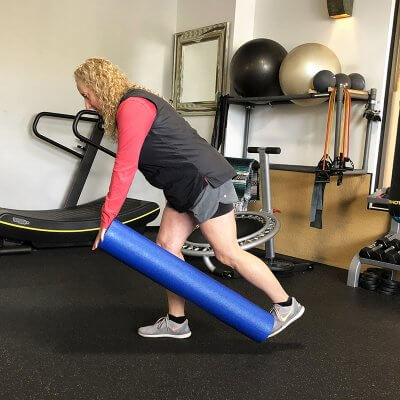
left=119, top=89, right=236, bottom=211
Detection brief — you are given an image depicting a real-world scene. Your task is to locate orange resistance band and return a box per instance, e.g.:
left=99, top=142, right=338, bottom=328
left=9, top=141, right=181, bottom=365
left=346, top=88, right=351, bottom=158
left=323, top=88, right=352, bottom=169
left=322, top=88, right=336, bottom=170
left=340, top=89, right=352, bottom=160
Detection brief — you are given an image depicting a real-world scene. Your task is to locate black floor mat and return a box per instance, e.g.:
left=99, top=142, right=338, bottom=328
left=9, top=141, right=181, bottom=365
left=0, top=232, right=399, bottom=400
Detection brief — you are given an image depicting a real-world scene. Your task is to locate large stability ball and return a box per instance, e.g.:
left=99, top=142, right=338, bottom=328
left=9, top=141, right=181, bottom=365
left=230, top=38, right=287, bottom=97
left=279, top=43, right=341, bottom=106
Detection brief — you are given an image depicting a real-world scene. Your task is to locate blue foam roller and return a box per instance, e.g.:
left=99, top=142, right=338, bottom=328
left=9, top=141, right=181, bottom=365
left=99, top=220, right=274, bottom=342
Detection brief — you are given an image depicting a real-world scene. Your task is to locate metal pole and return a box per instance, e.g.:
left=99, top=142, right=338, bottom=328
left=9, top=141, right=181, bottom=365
left=221, top=97, right=230, bottom=156
left=242, top=106, right=252, bottom=158
left=343, top=88, right=378, bottom=175
left=362, top=88, right=377, bottom=171
left=258, top=149, right=274, bottom=259
left=64, top=122, right=104, bottom=208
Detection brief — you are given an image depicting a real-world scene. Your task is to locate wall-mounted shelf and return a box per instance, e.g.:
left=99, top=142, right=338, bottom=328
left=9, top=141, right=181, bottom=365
left=212, top=87, right=378, bottom=174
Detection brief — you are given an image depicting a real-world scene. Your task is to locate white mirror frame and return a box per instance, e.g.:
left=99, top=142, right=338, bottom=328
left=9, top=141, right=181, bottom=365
left=172, top=22, right=230, bottom=116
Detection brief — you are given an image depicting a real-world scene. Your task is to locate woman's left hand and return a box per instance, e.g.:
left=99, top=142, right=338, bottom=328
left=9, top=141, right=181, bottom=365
left=92, top=227, right=107, bottom=250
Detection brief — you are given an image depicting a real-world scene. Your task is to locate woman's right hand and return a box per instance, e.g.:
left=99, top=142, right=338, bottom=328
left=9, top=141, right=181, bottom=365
left=92, top=227, right=107, bottom=251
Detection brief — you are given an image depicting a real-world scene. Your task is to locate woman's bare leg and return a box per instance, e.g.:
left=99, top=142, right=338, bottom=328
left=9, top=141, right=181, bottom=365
left=200, top=210, right=288, bottom=303
left=156, top=205, right=197, bottom=316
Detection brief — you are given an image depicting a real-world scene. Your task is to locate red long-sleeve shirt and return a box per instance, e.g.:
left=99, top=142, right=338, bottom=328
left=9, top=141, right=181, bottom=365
left=100, top=97, right=157, bottom=229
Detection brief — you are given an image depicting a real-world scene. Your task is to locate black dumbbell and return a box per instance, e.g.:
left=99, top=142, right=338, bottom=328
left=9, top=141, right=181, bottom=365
left=385, top=251, right=400, bottom=264
left=383, top=245, right=400, bottom=264
left=377, top=285, right=400, bottom=295
left=380, top=277, right=400, bottom=290
left=378, top=238, right=400, bottom=262
left=359, top=234, right=397, bottom=260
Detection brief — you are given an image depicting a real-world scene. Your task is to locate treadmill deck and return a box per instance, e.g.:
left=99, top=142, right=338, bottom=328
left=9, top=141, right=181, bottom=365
left=0, top=198, right=160, bottom=248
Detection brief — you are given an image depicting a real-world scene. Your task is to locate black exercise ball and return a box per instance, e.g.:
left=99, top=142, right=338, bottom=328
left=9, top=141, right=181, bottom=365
left=335, top=73, right=351, bottom=88
left=230, top=38, right=287, bottom=97
left=349, top=73, right=366, bottom=90
left=313, top=70, right=336, bottom=92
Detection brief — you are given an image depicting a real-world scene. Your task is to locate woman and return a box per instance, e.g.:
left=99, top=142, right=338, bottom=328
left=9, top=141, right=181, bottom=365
left=74, top=57, right=304, bottom=339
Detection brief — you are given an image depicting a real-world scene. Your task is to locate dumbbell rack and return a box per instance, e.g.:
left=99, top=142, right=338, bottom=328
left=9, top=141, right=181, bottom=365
left=347, top=191, right=400, bottom=287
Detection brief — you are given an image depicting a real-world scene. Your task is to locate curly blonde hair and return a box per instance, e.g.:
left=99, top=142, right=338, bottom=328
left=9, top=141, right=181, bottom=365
left=74, top=57, right=149, bottom=140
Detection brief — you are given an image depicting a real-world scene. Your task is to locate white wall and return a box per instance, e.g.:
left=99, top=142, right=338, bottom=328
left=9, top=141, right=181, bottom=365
left=224, top=0, right=256, bottom=157
left=176, top=0, right=236, bottom=141
left=225, top=0, right=396, bottom=176
left=1, top=0, right=396, bottom=224
left=176, top=0, right=236, bottom=33
left=0, top=0, right=177, bottom=223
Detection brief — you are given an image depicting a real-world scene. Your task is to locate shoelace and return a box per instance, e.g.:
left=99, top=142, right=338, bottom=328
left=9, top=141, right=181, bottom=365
left=269, top=304, right=278, bottom=314
left=155, top=316, right=168, bottom=329
left=269, top=305, right=288, bottom=321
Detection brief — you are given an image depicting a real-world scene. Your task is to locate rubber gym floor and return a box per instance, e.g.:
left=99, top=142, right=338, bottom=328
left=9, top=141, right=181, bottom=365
left=0, top=228, right=399, bottom=400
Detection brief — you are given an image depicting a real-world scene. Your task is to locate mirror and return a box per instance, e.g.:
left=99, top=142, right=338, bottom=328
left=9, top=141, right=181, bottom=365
left=172, top=22, right=230, bottom=115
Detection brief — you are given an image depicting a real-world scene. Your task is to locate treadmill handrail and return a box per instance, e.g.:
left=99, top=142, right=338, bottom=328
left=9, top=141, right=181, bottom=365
left=32, top=111, right=100, bottom=159
left=73, top=110, right=117, bottom=158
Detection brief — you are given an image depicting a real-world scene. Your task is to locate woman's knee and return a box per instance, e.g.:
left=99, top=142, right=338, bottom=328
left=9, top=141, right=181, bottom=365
left=214, top=245, right=241, bottom=268
left=156, top=236, right=183, bottom=255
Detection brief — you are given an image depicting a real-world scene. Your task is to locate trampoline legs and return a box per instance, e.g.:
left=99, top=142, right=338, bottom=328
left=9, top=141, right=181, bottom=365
left=202, top=256, right=238, bottom=279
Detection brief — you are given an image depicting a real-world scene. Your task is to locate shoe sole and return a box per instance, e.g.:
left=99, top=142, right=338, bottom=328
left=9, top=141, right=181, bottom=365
left=268, top=305, right=305, bottom=338
left=137, top=331, right=192, bottom=339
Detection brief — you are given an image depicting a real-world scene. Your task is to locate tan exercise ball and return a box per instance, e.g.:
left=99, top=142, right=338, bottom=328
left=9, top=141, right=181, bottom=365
left=279, top=43, right=341, bottom=106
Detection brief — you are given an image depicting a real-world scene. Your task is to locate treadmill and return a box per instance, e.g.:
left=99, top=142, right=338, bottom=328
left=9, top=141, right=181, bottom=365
left=0, top=111, right=160, bottom=255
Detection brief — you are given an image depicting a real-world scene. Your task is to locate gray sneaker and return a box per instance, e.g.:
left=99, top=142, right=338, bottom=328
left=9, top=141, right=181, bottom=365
left=268, top=297, right=305, bottom=338
left=137, top=315, right=191, bottom=339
